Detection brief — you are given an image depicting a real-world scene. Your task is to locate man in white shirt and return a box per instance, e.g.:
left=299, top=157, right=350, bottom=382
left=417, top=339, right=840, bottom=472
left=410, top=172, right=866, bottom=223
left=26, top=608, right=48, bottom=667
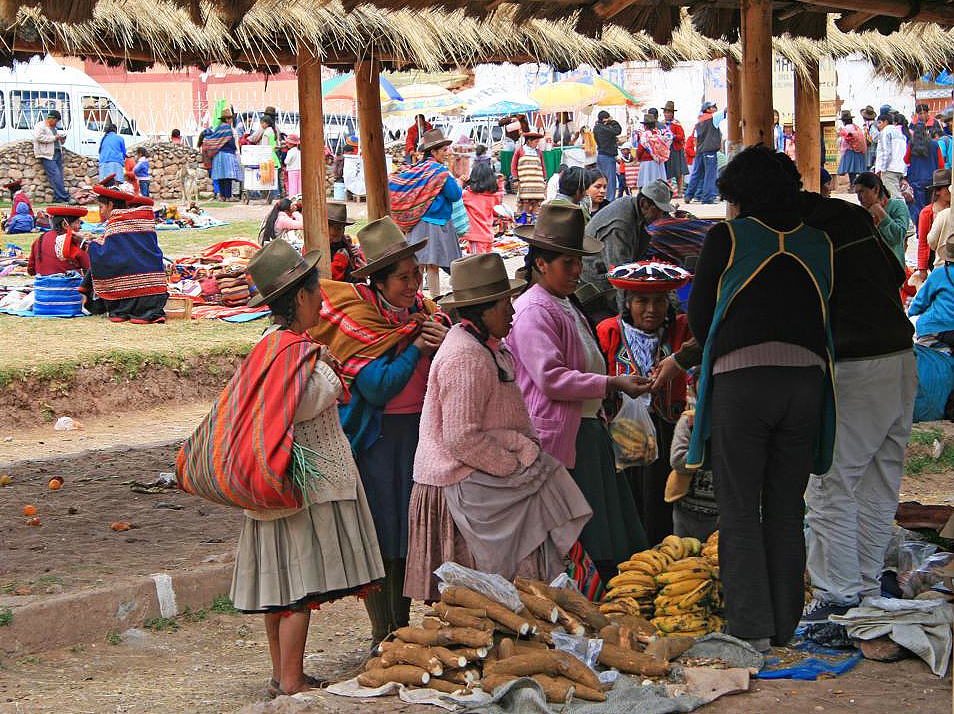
left=874, top=112, right=907, bottom=199
left=32, top=109, right=73, bottom=204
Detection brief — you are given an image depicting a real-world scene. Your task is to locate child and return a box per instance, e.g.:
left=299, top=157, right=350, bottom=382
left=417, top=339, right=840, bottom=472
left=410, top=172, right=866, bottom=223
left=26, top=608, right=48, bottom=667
left=619, top=144, right=639, bottom=196
left=462, top=159, right=502, bottom=255
left=133, top=148, right=151, bottom=197
left=284, top=136, right=301, bottom=196
left=666, top=400, right=718, bottom=541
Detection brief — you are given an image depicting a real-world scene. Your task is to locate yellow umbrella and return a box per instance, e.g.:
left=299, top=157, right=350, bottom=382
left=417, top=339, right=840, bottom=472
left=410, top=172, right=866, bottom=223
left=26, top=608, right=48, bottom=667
left=530, top=81, right=605, bottom=112
left=593, top=77, right=639, bottom=106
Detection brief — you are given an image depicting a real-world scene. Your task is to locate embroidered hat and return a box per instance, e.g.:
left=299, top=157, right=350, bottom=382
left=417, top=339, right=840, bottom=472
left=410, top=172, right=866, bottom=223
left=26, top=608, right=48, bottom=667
left=247, top=238, right=321, bottom=308
left=327, top=202, right=354, bottom=225
left=99, top=173, right=118, bottom=187
left=46, top=206, right=88, bottom=218
left=607, top=260, right=691, bottom=292
left=127, top=195, right=155, bottom=207
left=515, top=202, right=602, bottom=256
left=3, top=179, right=22, bottom=191
left=438, top=253, right=525, bottom=308
left=351, top=216, right=427, bottom=279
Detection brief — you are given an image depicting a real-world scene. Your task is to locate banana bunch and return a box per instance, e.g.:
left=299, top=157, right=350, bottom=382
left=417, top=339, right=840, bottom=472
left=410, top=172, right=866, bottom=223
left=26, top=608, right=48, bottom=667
left=702, top=530, right=719, bottom=566
left=651, top=613, right=725, bottom=637
left=657, top=535, right=702, bottom=561
left=603, top=547, right=670, bottom=617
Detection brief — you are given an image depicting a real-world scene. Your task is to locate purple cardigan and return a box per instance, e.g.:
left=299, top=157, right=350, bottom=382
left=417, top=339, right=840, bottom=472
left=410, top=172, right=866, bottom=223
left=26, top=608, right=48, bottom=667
left=506, top=283, right=610, bottom=468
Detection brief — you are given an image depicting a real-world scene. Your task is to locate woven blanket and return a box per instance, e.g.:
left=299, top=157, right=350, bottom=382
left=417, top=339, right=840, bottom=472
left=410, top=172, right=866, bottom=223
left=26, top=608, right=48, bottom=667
left=201, top=123, right=236, bottom=170
left=309, top=279, right=446, bottom=387
left=388, top=159, right=449, bottom=232
left=645, top=217, right=713, bottom=267
left=175, top=330, right=317, bottom=509
left=86, top=207, right=167, bottom=300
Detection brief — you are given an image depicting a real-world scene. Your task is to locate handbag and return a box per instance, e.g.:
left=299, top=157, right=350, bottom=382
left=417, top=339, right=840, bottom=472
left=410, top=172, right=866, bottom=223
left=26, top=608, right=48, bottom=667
left=451, top=198, right=470, bottom=237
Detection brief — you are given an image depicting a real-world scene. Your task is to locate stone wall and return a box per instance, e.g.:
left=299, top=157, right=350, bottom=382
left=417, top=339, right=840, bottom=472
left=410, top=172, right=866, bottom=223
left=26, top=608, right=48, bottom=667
left=0, top=140, right=214, bottom=202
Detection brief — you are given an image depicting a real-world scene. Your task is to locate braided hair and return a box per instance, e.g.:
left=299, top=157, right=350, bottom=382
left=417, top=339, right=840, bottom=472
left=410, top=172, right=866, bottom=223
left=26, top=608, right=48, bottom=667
left=522, top=245, right=562, bottom=283
left=266, top=267, right=320, bottom=328
left=456, top=300, right=513, bottom=382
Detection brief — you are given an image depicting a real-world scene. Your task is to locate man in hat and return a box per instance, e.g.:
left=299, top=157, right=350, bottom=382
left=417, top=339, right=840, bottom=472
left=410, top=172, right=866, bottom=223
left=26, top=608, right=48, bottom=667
left=662, top=101, right=688, bottom=197
left=593, top=110, right=623, bottom=201
left=684, top=101, right=724, bottom=204
left=861, top=105, right=880, bottom=170
left=32, top=109, right=73, bottom=204
left=327, top=201, right=362, bottom=282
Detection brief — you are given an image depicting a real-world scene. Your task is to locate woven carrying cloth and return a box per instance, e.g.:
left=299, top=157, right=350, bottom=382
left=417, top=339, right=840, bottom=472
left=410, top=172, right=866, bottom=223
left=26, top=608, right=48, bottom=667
left=175, top=330, right=319, bottom=510
left=388, top=159, right=449, bottom=232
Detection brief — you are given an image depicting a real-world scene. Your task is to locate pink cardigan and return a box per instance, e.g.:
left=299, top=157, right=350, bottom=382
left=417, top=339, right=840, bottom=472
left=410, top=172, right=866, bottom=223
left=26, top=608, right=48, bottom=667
left=413, top=324, right=540, bottom=486
left=506, top=283, right=610, bottom=468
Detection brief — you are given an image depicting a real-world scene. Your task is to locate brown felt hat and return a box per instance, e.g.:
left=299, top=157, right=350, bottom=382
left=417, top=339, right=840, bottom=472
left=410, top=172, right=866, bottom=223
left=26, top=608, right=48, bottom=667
left=664, top=470, right=691, bottom=503
left=515, top=202, right=602, bottom=256
left=418, top=128, right=452, bottom=153
left=929, top=168, right=951, bottom=189
left=438, top=253, right=525, bottom=308
left=351, top=216, right=426, bottom=279
left=327, top=202, right=354, bottom=225
left=575, top=279, right=614, bottom=305
left=664, top=100, right=676, bottom=112
left=247, top=238, right=321, bottom=308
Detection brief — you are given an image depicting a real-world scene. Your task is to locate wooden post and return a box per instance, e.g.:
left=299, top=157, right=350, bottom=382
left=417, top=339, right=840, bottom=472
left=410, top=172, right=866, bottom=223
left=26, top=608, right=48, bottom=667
left=725, top=55, right=742, bottom=151
left=296, top=43, right=330, bottom=276
left=355, top=58, right=390, bottom=221
left=795, top=59, right=821, bottom=193
left=740, top=0, right=774, bottom=147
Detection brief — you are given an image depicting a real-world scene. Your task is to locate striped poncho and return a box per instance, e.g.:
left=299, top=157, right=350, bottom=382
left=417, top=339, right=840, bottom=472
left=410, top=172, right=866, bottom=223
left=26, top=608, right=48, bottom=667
left=645, top=217, right=714, bottom=268
left=86, top=207, right=167, bottom=301
left=388, top=159, right=449, bottom=232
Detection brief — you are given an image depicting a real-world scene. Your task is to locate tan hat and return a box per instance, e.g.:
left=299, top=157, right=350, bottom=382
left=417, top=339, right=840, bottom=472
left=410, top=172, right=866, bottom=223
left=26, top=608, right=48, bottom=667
left=664, top=470, right=691, bottom=503
left=263, top=105, right=277, bottom=117
left=327, top=202, right=354, bottom=225
left=351, top=216, right=427, bottom=279
left=663, top=100, right=676, bottom=112
left=418, top=128, right=452, bottom=153
left=438, top=253, right=526, bottom=308
left=247, top=239, right=321, bottom=308
left=515, top=203, right=602, bottom=256
left=929, top=168, right=951, bottom=189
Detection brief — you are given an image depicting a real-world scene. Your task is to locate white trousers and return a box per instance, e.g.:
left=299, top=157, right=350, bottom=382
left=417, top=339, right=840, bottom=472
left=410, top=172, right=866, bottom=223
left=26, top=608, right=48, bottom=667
left=805, top=352, right=917, bottom=604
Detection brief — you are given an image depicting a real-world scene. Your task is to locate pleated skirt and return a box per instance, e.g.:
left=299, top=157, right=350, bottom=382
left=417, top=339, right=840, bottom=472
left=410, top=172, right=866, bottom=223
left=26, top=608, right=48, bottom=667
left=411, top=219, right=462, bottom=269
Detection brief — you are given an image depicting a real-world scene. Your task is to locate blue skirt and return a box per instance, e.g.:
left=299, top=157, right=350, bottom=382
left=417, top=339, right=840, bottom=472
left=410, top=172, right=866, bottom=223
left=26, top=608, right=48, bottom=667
left=412, top=218, right=461, bottom=268
left=99, top=161, right=124, bottom=181
left=212, top=150, right=242, bottom=181
left=838, top=150, right=867, bottom=175
left=354, top=412, right=420, bottom=560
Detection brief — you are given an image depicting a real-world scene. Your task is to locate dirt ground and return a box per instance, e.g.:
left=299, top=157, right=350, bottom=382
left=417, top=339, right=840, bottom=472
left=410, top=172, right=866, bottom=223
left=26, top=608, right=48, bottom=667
left=0, top=596, right=948, bottom=714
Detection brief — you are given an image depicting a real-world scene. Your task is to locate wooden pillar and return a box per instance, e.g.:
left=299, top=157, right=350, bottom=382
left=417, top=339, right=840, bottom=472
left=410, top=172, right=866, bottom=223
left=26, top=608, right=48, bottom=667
left=296, top=44, right=330, bottom=276
left=355, top=58, right=390, bottom=221
left=725, top=56, right=742, bottom=150
left=795, top=59, right=821, bottom=193
left=740, top=0, right=775, bottom=147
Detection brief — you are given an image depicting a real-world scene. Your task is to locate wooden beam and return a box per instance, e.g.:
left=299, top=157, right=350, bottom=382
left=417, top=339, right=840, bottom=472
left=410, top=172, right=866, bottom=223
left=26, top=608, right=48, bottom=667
left=726, top=55, right=742, bottom=150
left=834, top=10, right=877, bottom=32
left=355, top=58, right=390, bottom=221
left=296, top=44, right=330, bottom=276
left=591, top=0, right=638, bottom=19
left=801, top=0, right=954, bottom=25
left=740, top=0, right=774, bottom=147
left=795, top=58, right=821, bottom=193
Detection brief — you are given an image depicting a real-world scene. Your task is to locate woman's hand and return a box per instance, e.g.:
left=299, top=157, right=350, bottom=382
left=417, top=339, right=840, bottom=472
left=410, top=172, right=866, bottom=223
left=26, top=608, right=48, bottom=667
left=609, top=374, right=654, bottom=399
left=651, top=355, right=685, bottom=392
left=413, top=319, right=449, bottom=356
left=869, top=200, right=888, bottom=223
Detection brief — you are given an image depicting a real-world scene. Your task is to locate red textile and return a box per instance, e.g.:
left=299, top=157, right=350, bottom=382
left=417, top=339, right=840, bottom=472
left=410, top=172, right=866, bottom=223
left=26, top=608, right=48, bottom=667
left=668, top=121, right=686, bottom=152
left=405, top=119, right=433, bottom=154
left=123, top=157, right=140, bottom=195
left=11, top=191, right=33, bottom=218
left=27, top=230, right=90, bottom=276
left=175, top=330, right=319, bottom=510
left=918, top=204, right=937, bottom=270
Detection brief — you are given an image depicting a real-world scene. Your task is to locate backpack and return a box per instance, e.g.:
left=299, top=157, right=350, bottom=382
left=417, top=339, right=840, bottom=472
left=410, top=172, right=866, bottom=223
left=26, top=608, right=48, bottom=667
left=845, top=125, right=866, bottom=154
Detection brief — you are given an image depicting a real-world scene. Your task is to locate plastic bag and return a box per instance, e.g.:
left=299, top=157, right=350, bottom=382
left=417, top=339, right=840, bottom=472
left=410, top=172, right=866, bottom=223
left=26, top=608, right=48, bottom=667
left=434, top=561, right=523, bottom=612
left=897, top=541, right=939, bottom=597
left=550, top=631, right=603, bottom=672
left=609, top=393, right=658, bottom=469
left=902, top=551, right=953, bottom=598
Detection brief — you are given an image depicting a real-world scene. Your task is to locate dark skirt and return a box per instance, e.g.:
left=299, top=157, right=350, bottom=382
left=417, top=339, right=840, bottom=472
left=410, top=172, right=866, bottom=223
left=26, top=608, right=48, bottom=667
left=627, top=413, right=676, bottom=548
left=568, top=418, right=648, bottom=564
left=665, top=149, right=689, bottom=178
left=354, top=413, right=419, bottom=560
left=105, top=293, right=168, bottom=322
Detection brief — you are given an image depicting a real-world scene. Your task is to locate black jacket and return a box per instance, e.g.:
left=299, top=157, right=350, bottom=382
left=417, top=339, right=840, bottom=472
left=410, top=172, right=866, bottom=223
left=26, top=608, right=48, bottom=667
left=594, top=119, right=622, bottom=157
left=694, top=116, right=722, bottom=154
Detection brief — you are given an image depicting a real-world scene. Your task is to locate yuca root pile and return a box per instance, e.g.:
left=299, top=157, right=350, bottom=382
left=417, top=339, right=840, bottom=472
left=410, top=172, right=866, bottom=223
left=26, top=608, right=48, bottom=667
left=358, top=574, right=703, bottom=704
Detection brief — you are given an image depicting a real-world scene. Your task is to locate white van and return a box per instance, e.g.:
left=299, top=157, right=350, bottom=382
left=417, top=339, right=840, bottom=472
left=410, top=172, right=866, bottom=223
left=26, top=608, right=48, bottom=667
left=0, top=55, right=145, bottom=159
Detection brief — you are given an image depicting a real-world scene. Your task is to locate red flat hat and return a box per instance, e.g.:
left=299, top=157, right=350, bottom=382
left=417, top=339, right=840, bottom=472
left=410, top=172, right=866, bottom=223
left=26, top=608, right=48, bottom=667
left=93, top=184, right=136, bottom=201
left=522, top=131, right=544, bottom=139
left=3, top=179, right=22, bottom=190
left=46, top=206, right=89, bottom=218
left=127, top=195, right=155, bottom=207
left=99, top=173, right=117, bottom=187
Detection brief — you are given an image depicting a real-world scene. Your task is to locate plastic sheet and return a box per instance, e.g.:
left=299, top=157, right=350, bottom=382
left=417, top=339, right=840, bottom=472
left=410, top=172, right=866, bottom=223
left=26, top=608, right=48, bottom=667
left=550, top=631, right=603, bottom=671
left=435, top=561, right=524, bottom=612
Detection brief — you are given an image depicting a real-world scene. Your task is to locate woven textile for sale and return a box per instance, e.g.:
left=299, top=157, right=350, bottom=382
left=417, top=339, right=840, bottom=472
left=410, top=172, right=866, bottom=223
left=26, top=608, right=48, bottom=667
left=86, top=206, right=167, bottom=300
left=175, top=330, right=318, bottom=510
left=389, top=159, right=450, bottom=232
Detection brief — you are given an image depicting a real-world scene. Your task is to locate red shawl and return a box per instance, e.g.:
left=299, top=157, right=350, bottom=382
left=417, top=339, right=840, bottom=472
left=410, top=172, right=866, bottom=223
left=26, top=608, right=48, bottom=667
left=175, top=330, right=319, bottom=509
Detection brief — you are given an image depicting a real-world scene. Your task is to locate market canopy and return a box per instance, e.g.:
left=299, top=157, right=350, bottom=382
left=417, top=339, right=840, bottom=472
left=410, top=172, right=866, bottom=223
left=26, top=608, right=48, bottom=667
left=456, top=87, right=539, bottom=117
left=323, top=72, right=403, bottom=102
left=383, top=83, right=462, bottom=115
left=531, top=80, right=605, bottom=112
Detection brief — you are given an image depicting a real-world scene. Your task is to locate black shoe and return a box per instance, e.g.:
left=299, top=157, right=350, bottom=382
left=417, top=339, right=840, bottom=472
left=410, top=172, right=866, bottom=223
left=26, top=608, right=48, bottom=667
left=800, top=598, right=854, bottom=625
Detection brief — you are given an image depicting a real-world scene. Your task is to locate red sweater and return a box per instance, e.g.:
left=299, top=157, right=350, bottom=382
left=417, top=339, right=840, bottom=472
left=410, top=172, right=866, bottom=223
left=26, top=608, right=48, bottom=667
left=917, top=204, right=937, bottom=270
left=28, top=230, right=90, bottom=276
left=667, top=121, right=686, bottom=152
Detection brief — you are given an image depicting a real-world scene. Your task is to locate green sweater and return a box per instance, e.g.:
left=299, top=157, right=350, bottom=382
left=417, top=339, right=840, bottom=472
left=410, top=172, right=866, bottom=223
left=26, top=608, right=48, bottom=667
left=876, top=197, right=911, bottom=267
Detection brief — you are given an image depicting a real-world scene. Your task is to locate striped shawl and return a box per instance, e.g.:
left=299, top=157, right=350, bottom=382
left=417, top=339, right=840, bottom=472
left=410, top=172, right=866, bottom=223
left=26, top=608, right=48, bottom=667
left=388, top=159, right=449, bottom=232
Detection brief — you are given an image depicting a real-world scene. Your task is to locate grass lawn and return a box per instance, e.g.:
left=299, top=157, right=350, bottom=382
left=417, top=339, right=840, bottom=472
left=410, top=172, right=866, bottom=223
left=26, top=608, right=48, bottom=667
left=155, top=218, right=368, bottom=257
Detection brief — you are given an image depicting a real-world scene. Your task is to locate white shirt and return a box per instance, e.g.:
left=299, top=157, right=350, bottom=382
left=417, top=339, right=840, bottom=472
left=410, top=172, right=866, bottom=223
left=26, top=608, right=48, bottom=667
left=285, top=146, right=301, bottom=170
left=876, top=125, right=907, bottom=174
left=545, top=173, right=561, bottom=201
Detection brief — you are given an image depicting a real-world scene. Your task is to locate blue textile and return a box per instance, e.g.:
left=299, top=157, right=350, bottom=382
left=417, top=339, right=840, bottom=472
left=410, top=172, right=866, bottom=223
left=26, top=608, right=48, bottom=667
left=99, top=161, right=124, bottom=181
left=338, top=343, right=422, bottom=453
left=908, top=141, right=941, bottom=224
left=211, top=149, right=242, bottom=182
left=685, top=151, right=718, bottom=203
left=908, top=264, right=954, bottom=336
left=98, top=132, right=126, bottom=165
left=40, top=156, right=70, bottom=202
left=420, top=173, right=463, bottom=226
left=597, top=153, right=618, bottom=204
left=940, top=135, right=953, bottom=169
left=913, top=343, right=954, bottom=422
left=6, top=202, right=34, bottom=233
left=86, top=207, right=166, bottom=301
left=34, top=272, right=83, bottom=317
left=758, top=628, right=863, bottom=680
left=222, top=310, right=270, bottom=323
left=133, top=159, right=150, bottom=179
left=838, top=150, right=867, bottom=175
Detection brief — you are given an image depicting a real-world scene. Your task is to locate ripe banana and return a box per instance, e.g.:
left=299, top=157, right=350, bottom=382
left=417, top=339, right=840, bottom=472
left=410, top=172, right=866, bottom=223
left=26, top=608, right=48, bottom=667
left=618, top=559, right=659, bottom=576
left=606, top=586, right=657, bottom=601
left=654, top=568, right=712, bottom=586
left=678, top=580, right=713, bottom=609
left=681, top=536, right=702, bottom=556
left=606, top=572, right=657, bottom=589
left=659, top=535, right=686, bottom=560
left=650, top=614, right=709, bottom=633
left=660, top=578, right=711, bottom=598
left=666, top=557, right=712, bottom=573
left=655, top=604, right=709, bottom=617
left=705, top=530, right=719, bottom=547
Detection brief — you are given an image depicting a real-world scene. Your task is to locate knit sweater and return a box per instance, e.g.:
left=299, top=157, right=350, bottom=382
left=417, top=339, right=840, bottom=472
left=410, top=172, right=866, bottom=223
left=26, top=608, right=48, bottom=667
left=413, top=324, right=540, bottom=486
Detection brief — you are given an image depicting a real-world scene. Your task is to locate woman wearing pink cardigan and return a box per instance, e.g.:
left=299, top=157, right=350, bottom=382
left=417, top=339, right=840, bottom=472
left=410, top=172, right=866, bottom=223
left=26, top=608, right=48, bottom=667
left=405, top=253, right=592, bottom=602
left=508, top=203, right=650, bottom=584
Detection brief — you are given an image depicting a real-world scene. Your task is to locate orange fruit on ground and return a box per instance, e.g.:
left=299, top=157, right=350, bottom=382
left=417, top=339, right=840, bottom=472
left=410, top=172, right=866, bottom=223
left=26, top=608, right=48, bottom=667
left=48, top=478, right=63, bottom=490
left=0, top=475, right=12, bottom=487
left=26, top=517, right=40, bottom=526
left=110, top=522, right=131, bottom=532
left=23, top=505, right=37, bottom=516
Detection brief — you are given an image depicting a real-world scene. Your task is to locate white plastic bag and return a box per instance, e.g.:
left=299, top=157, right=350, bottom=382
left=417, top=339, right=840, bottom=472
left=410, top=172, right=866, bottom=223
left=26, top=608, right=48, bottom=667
left=550, top=631, right=603, bottom=671
left=609, top=393, right=658, bottom=469
left=434, top=561, right=524, bottom=612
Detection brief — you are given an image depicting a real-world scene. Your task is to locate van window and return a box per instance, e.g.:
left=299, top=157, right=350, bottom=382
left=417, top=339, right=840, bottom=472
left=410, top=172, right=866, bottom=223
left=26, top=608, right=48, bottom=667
left=82, top=95, right=134, bottom=135
left=11, top=90, right=70, bottom=130
left=0, top=91, right=6, bottom=129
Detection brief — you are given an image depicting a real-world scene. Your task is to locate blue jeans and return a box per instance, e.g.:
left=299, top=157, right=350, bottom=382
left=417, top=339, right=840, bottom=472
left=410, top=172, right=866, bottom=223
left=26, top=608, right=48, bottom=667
left=616, top=173, right=629, bottom=199
left=597, top=153, right=617, bottom=202
left=41, top=154, right=71, bottom=202
left=138, top=180, right=150, bottom=197
left=685, top=151, right=719, bottom=203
